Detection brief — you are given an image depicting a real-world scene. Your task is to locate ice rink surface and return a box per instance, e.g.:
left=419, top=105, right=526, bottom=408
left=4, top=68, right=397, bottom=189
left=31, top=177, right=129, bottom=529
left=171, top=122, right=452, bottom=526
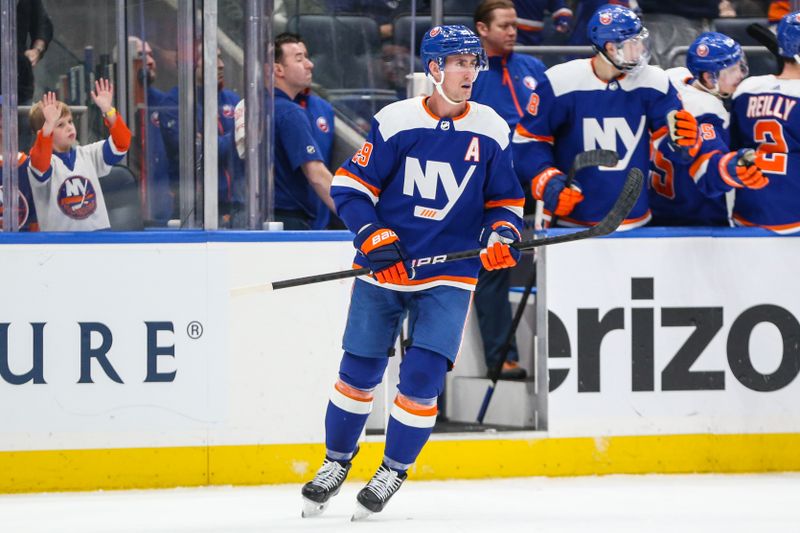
left=2, top=473, right=798, bottom=533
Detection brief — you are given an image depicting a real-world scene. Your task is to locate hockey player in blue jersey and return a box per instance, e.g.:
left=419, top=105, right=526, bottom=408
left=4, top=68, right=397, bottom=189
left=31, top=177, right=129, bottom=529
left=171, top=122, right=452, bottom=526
left=651, top=32, right=769, bottom=226
left=729, top=12, right=800, bottom=234
left=513, top=4, right=700, bottom=229
left=301, top=25, right=525, bottom=520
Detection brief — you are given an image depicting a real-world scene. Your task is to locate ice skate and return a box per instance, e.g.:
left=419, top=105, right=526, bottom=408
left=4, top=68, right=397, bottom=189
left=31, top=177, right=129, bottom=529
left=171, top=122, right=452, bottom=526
left=351, top=463, right=407, bottom=521
left=301, top=448, right=358, bottom=518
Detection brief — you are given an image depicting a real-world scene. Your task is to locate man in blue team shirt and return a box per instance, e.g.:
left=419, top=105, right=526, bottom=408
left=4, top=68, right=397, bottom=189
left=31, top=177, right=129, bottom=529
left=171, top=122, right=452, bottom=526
left=159, top=44, right=245, bottom=226
left=471, top=0, right=547, bottom=380
left=300, top=25, right=525, bottom=520
left=295, top=86, right=337, bottom=229
left=271, top=33, right=336, bottom=230
left=126, top=36, right=172, bottom=226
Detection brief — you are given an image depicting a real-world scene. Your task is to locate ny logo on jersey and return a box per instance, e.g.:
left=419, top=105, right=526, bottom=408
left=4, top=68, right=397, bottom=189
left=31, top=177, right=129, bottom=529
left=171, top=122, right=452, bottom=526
left=403, top=157, right=476, bottom=221
left=582, top=116, right=646, bottom=170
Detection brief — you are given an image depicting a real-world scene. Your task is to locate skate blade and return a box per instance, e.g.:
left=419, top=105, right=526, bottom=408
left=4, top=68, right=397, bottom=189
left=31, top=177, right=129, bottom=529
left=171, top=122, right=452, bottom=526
left=301, top=498, right=329, bottom=518
left=351, top=502, right=374, bottom=522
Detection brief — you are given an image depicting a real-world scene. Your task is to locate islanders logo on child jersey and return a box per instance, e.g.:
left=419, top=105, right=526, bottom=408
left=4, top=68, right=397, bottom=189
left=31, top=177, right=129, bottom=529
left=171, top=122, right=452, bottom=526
left=57, top=176, right=97, bottom=219
left=0, top=186, right=29, bottom=229
left=316, top=116, right=330, bottom=133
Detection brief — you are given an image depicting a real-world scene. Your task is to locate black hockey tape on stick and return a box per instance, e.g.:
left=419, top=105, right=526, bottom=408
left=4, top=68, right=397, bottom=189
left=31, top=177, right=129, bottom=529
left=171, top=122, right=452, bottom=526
left=746, top=22, right=784, bottom=73
left=231, top=162, right=643, bottom=296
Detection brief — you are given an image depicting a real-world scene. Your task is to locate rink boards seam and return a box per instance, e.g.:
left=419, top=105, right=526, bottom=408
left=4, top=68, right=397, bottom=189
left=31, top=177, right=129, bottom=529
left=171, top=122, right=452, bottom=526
left=2, top=433, right=800, bottom=493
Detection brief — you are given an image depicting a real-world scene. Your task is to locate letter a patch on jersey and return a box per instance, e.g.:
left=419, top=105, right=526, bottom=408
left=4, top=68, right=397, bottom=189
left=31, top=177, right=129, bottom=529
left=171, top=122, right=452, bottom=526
left=464, top=136, right=480, bottom=162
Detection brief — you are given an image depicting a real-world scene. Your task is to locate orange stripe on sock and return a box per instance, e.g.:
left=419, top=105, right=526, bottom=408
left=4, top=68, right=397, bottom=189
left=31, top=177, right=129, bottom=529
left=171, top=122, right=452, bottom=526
left=394, top=394, right=437, bottom=417
left=335, top=380, right=373, bottom=402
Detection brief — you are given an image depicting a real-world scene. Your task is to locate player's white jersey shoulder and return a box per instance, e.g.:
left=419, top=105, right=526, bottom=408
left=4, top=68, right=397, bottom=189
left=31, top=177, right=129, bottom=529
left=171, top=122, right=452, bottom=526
left=546, top=59, right=606, bottom=96
left=733, top=74, right=800, bottom=99
left=546, top=58, right=669, bottom=96
left=374, top=96, right=439, bottom=141
left=667, top=67, right=729, bottom=127
left=455, top=101, right=511, bottom=149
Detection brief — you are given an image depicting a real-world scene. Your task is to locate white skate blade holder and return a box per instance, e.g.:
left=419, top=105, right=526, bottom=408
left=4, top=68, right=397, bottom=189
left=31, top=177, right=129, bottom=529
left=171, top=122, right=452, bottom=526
left=301, top=497, right=329, bottom=518
left=351, top=502, right=374, bottom=522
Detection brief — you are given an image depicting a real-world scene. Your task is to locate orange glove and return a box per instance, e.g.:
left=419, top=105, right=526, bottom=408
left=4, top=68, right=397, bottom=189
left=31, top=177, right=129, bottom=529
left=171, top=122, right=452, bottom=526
left=479, top=223, right=521, bottom=271
left=531, top=167, right=584, bottom=218
left=667, top=109, right=701, bottom=156
left=722, top=148, right=769, bottom=190
left=554, top=186, right=584, bottom=217
left=353, top=223, right=414, bottom=285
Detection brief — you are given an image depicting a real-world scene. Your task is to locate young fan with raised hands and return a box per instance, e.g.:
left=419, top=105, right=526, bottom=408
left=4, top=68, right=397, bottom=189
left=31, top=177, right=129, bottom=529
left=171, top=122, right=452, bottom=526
left=27, top=79, right=131, bottom=231
left=300, top=25, right=524, bottom=521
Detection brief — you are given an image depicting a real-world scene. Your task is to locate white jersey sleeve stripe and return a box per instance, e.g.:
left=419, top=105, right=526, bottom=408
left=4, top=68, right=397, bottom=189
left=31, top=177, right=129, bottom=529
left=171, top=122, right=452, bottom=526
left=332, top=174, right=379, bottom=205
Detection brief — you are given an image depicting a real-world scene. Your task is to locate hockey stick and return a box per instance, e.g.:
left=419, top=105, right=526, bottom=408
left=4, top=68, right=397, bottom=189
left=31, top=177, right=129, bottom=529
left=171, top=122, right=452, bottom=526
left=231, top=165, right=643, bottom=296
left=746, top=22, right=783, bottom=73
left=476, top=149, right=619, bottom=425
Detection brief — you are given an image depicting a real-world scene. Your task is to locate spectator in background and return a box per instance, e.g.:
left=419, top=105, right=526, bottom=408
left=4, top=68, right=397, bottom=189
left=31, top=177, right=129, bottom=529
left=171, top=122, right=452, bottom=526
left=159, top=44, right=246, bottom=227
left=14, top=0, right=53, bottom=106
left=636, top=0, right=719, bottom=66
left=295, top=87, right=338, bottom=229
left=26, top=80, right=131, bottom=231
left=513, top=0, right=573, bottom=46
left=324, top=0, right=432, bottom=41
left=269, top=32, right=336, bottom=230
left=471, top=0, right=547, bottom=380
left=124, top=36, right=172, bottom=227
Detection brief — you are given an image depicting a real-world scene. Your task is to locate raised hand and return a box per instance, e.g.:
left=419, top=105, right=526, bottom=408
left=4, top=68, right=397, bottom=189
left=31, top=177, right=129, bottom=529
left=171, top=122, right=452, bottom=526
left=39, top=92, right=61, bottom=136
left=90, top=78, right=115, bottom=115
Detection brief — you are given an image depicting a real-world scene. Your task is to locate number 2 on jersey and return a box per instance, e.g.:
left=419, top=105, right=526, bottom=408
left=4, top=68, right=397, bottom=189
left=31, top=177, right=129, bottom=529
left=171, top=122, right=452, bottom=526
left=753, top=119, right=787, bottom=174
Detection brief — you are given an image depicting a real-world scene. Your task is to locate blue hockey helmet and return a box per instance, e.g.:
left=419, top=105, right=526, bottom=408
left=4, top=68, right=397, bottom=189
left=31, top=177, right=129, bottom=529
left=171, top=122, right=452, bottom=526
left=420, top=25, right=487, bottom=76
left=587, top=4, right=650, bottom=73
left=777, top=11, right=800, bottom=59
left=686, top=32, right=746, bottom=78
left=587, top=4, right=643, bottom=50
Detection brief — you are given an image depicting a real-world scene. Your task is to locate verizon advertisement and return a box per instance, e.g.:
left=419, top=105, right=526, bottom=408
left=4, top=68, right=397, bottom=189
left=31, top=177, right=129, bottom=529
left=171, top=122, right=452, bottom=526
left=543, top=235, right=800, bottom=438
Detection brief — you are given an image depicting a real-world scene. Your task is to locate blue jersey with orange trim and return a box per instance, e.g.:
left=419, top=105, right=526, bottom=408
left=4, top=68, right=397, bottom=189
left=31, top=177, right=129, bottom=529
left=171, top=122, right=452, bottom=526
left=331, top=96, right=524, bottom=292
left=730, top=75, right=800, bottom=234
left=514, top=0, right=573, bottom=46
left=649, top=67, right=740, bottom=226
left=471, top=52, right=547, bottom=131
left=512, top=58, right=683, bottom=229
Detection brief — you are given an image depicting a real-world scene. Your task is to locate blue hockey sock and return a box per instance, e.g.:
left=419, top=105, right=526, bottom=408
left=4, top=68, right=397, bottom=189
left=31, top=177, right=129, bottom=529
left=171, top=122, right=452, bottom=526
left=325, top=352, right=387, bottom=462
left=383, top=346, right=448, bottom=472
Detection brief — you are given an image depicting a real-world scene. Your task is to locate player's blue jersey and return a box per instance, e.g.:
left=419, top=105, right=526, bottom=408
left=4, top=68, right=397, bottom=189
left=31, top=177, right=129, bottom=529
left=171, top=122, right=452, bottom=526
left=332, top=96, right=524, bottom=292
left=730, top=75, right=800, bottom=234
left=470, top=52, right=547, bottom=131
left=512, top=58, right=682, bottom=229
left=649, top=67, right=737, bottom=226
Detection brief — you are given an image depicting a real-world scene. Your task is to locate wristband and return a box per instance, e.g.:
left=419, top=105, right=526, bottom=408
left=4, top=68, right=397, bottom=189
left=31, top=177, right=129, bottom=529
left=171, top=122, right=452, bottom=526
left=104, top=107, right=117, bottom=119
